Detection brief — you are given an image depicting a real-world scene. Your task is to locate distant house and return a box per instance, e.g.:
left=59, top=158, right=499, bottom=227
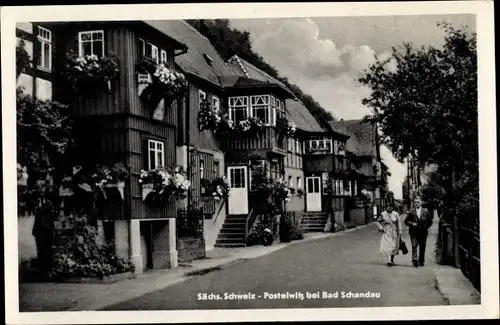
left=329, top=119, right=388, bottom=217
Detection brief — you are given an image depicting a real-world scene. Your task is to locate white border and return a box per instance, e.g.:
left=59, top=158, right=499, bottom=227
left=2, top=1, right=498, bottom=324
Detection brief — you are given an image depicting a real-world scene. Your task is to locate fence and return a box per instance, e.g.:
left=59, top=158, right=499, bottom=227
left=438, top=215, right=480, bottom=292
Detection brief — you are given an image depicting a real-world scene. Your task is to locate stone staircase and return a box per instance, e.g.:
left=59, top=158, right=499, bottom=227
left=299, top=212, right=329, bottom=233
left=214, top=214, right=247, bottom=248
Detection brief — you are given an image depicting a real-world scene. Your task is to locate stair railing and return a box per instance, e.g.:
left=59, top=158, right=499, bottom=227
left=244, top=207, right=257, bottom=243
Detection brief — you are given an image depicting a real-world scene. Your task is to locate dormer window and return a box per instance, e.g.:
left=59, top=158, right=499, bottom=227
left=203, top=53, right=214, bottom=66
left=78, top=30, right=104, bottom=57
left=148, top=43, right=159, bottom=64
left=161, top=50, right=167, bottom=64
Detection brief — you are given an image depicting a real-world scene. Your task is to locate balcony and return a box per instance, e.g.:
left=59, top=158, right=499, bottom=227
left=223, top=126, right=286, bottom=157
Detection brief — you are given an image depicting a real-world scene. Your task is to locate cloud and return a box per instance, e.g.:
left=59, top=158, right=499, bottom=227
left=380, top=145, right=406, bottom=199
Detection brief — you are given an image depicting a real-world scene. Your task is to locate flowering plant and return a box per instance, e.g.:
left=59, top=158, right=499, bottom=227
left=201, top=176, right=230, bottom=201
left=234, top=117, right=265, bottom=134
left=295, top=188, right=305, bottom=197
left=138, top=61, right=188, bottom=109
left=272, top=178, right=292, bottom=202
left=17, top=163, right=29, bottom=186
left=198, top=99, right=222, bottom=132
left=62, top=52, right=120, bottom=92
left=277, top=116, right=296, bottom=137
left=286, top=121, right=297, bottom=137
left=139, top=166, right=191, bottom=202
left=136, top=56, right=158, bottom=75
left=152, top=64, right=188, bottom=98
left=91, top=163, right=129, bottom=187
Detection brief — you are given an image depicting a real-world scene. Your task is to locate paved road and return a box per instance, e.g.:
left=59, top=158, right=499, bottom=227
left=103, top=216, right=446, bottom=310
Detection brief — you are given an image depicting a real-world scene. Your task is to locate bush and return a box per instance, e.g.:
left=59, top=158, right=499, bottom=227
left=290, top=228, right=304, bottom=241
left=279, top=214, right=293, bottom=243
left=246, top=223, right=274, bottom=246
left=279, top=214, right=304, bottom=242
left=47, top=214, right=134, bottom=280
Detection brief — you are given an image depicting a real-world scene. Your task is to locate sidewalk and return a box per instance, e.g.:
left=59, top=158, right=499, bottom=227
left=424, top=216, right=481, bottom=305
left=20, top=229, right=356, bottom=312
left=416, top=218, right=481, bottom=305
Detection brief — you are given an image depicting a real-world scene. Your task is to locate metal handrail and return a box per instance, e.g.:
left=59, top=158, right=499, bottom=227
left=244, top=207, right=257, bottom=242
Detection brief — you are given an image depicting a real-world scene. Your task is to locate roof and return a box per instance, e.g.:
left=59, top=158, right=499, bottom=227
left=142, top=21, right=188, bottom=51
left=226, top=55, right=323, bottom=133
left=227, top=55, right=292, bottom=93
left=286, top=99, right=324, bottom=133
left=329, top=119, right=377, bottom=157
left=144, top=20, right=233, bottom=87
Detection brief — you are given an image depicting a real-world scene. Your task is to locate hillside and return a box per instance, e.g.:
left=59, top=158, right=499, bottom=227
left=186, top=19, right=335, bottom=124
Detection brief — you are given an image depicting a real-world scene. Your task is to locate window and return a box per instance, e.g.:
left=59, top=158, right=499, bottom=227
left=37, top=26, right=52, bottom=71
left=304, top=136, right=333, bottom=154
left=160, top=49, right=167, bottom=64
left=148, top=43, right=159, bottom=64
left=250, top=95, right=271, bottom=124
left=147, top=139, right=164, bottom=170
left=78, top=30, right=104, bottom=57
left=229, top=96, right=249, bottom=124
left=288, top=176, right=293, bottom=188
left=138, top=38, right=146, bottom=56
left=322, top=172, right=329, bottom=195
left=296, top=177, right=302, bottom=189
left=277, top=99, right=286, bottom=119
left=229, top=168, right=246, bottom=188
left=214, top=160, right=220, bottom=177
left=212, top=96, right=220, bottom=111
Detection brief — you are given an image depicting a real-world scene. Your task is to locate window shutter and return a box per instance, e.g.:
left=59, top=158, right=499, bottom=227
left=143, top=138, right=149, bottom=170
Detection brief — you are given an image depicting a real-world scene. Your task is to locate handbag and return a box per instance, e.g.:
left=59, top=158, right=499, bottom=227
left=399, top=237, right=409, bottom=255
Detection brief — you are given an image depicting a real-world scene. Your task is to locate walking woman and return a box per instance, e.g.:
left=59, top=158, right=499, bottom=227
left=376, top=203, right=401, bottom=266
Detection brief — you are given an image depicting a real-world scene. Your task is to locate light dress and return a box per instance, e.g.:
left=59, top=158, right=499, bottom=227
left=376, top=211, right=401, bottom=258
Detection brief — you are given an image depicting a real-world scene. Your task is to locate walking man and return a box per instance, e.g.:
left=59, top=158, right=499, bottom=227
left=404, top=197, right=433, bottom=267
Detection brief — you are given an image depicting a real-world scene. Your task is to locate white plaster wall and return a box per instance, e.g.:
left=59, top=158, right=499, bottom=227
left=17, top=73, right=33, bottom=95
left=16, top=22, right=33, bottom=33
left=18, top=215, right=37, bottom=262
left=284, top=167, right=305, bottom=212
left=36, top=77, right=52, bottom=101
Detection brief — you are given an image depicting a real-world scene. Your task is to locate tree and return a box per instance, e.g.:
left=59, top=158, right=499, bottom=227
left=359, top=22, right=477, bottom=196
left=421, top=171, right=446, bottom=214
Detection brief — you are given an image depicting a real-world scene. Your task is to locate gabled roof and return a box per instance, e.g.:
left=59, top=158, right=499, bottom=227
left=226, top=55, right=323, bottom=133
left=329, top=119, right=377, bottom=157
left=144, top=20, right=233, bottom=87
left=227, top=55, right=292, bottom=93
left=286, top=99, right=324, bottom=133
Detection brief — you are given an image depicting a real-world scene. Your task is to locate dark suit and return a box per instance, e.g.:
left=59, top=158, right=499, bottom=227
left=404, top=207, right=433, bottom=265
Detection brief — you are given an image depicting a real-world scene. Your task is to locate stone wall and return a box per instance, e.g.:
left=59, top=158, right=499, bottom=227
left=178, top=237, right=206, bottom=263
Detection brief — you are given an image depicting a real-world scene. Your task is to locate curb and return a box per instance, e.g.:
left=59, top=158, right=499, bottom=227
left=433, top=275, right=451, bottom=305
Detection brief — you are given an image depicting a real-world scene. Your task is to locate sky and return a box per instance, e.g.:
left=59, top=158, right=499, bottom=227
left=230, top=14, right=476, bottom=199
